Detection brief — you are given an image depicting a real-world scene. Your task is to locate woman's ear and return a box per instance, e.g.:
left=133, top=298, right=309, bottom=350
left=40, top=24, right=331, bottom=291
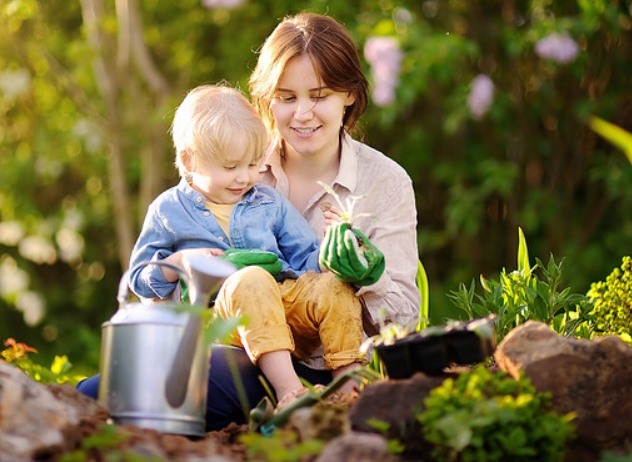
left=344, top=92, right=356, bottom=107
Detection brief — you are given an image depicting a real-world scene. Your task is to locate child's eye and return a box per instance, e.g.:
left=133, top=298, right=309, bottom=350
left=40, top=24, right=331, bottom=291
left=224, top=166, right=237, bottom=171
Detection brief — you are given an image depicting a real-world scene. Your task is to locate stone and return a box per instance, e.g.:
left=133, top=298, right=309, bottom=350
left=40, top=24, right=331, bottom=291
left=0, top=362, right=86, bottom=460
left=286, top=403, right=351, bottom=442
left=315, top=432, right=400, bottom=462
left=495, top=321, right=632, bottom=461
left=348, top=372, right=445, bottom=459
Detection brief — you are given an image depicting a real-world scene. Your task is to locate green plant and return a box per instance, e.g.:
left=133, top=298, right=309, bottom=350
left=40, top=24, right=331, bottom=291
left=417, top=259, right=430, bottom=331
left=418, top=366, right=575, bottom=462
left=317, top=181, right=375, bottom=227
left=366, top=418, right=406, bottom=455
left=599, top=449, right=632, bottom=462
left=446, top=228, right=594, bottom=342
left=59, top=424, right=165, bottom=462
left=590, top=117, right=632, bottom=166
left=1, top=338, right=86, bottom=385
left=240, top=428, right=325, bottom=462
left=586, top=256, right=632, bottom=344
left=359, top=307, right=418, bottom=376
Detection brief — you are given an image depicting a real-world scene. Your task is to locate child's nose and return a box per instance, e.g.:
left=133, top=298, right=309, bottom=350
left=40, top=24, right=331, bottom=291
left=236, top=167, right=250, bottom=183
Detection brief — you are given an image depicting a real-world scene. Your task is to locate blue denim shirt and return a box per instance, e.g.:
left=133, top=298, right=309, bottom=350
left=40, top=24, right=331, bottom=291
left=128, top=179, right=320, bottom=299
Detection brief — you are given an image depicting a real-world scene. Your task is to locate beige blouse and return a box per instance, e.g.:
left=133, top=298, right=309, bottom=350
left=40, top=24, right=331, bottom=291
left=260, top=133, right=420, bottom=332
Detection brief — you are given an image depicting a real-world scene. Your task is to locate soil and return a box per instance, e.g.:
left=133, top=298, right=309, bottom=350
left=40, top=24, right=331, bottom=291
left=59, top=385, right=359, bottom=462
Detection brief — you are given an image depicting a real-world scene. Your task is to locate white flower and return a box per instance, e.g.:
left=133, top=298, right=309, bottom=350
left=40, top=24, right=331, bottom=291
left=0, top=68, right=31, bottom=103
left=202, top=0, right=246, bottom=9
left=535, top=33, right=580, bottom=64
left=0, top=256, right=29, bottom=296
left=467, top=74, right=495, bottom=120
left=19, top=236, right=57, bottom=264
left=15, top=291, right=46, bottom=326
left=364, top=36, right=404, bottom=107
left=0, top=221, right=26, bottom=246
left=56, top=227, right=84, bottom=263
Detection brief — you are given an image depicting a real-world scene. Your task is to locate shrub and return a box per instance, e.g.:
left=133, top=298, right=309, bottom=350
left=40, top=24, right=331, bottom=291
left=587, top=256, right=632, bottom=344
left=447, top=228, right=594, bottom=342
left=1, top=337, right=85, bottom=385
left=418, top=366, right=575, bottom=462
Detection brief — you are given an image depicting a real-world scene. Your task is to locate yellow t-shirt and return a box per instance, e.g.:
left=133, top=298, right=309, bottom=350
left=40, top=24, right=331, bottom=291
left=205, top=201, right=234, bottom=242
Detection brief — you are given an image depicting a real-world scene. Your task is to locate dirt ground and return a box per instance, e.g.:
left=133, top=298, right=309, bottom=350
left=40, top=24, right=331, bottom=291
left=62, top=385, right=358, bottom=462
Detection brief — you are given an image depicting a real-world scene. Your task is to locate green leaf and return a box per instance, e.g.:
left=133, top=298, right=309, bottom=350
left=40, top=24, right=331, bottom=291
left=590, top=117, right=632, bottom=165
left=417, top=259, right=430, bottom=330
left=517, top=227, right=530, bottom=276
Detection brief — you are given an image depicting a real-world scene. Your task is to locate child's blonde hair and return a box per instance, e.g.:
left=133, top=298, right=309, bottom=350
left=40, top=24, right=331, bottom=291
left=171, top=84, right=269, bottom=178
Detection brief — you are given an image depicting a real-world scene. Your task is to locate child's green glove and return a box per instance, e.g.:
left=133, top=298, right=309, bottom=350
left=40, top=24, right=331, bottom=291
left=219, top=248, right=283, bottom=276
left=319, top=223, right=385, bottom=286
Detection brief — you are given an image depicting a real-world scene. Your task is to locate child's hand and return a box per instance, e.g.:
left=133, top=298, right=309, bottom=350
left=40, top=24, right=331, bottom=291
left=162, top=248, right=225, bottom=282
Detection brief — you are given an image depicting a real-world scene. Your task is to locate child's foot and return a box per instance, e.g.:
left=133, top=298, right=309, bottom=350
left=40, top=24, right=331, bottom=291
left=275, top=384, right=327, bottom=411
left=275, top=386, right=308, bottom=410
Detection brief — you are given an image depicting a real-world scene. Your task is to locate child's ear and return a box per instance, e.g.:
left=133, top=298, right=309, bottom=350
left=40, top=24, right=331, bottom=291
left=180, top=149, right=194, bottom=172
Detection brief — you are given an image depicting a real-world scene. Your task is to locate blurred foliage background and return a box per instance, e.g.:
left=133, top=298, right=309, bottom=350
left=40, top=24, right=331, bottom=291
left=1, top=0, right=631, bottom=373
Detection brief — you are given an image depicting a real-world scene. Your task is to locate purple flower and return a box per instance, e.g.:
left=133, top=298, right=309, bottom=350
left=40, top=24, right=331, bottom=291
left=202, top=0, right=246, bottom=9
left=467, top=74, right=495, bottom=120
left=535, top=33, right=580, bottom=64
left=364, top=36, right=403, bottom=107
left=372, top=84, right=397, bottom=107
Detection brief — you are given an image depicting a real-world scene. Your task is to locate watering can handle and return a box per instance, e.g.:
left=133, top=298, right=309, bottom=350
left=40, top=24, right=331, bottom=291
left=116, top=261, right=196, bottom=411
left=117, top=261, right=190, bottom=306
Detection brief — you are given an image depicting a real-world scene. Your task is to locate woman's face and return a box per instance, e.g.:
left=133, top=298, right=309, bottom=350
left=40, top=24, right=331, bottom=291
left=270, top=55, right=355, bottom=160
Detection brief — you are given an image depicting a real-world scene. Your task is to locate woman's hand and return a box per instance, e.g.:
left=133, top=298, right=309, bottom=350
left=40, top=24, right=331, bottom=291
left=319, top=222, right=385, bottom=286
left=320, top=202, right=342, bottom=235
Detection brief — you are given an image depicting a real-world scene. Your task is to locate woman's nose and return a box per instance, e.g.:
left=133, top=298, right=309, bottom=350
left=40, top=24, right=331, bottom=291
left=294, top=100, right=314, bottom=120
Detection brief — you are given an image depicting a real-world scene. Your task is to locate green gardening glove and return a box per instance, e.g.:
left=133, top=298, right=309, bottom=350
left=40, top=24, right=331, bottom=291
left=219, top=248, right=283, bottom=276
left=319, top=222, right=385, bottom=286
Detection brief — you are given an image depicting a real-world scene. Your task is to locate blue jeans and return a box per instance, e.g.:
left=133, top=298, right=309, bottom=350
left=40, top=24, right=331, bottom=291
left=76, top=344, right=333, bottom=431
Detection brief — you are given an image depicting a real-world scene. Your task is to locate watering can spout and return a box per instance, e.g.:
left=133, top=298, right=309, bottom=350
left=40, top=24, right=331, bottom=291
left=164, top=255, right=236, bottom=409
left=186, top=255, right=234, bottom=306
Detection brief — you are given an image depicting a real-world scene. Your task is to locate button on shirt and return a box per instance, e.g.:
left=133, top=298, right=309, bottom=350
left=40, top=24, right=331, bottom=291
left=260, top=133, right=421, bottom=330
left=128, top=180, right=321, bottom=299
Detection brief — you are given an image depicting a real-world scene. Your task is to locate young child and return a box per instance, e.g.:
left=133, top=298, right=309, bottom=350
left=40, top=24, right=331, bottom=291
left=127, top=84, right=368, bottom=407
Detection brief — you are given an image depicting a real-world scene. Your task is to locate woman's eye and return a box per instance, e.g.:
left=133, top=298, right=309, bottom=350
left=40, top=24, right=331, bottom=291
left=311, top=94, right=326, bottom=100
left=275, top=95, right=295, bottom=102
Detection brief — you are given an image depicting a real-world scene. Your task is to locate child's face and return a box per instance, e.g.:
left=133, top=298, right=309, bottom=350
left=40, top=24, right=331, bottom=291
left=188, top=141, right=260, bottom=205
left=270, top=54, right=355, bottom=160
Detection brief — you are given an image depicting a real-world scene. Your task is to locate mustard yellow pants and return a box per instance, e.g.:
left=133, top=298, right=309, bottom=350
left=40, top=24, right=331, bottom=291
left=213, top=266, right=366, bottom=370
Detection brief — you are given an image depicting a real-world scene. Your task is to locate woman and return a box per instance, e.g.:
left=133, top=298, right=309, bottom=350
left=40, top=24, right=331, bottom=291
left=205, top=12, right=420, bottom=430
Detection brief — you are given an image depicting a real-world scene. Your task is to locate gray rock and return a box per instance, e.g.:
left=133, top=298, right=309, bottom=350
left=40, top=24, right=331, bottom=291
left=316, top=431, right=400, bottom=462
left=0, top=362, right=81, bottom=460
left=495, top=321, right=632, bottom=461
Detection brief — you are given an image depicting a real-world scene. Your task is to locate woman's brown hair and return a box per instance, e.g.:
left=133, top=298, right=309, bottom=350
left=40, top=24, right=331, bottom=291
left=249, top=12, right=368, bottom=137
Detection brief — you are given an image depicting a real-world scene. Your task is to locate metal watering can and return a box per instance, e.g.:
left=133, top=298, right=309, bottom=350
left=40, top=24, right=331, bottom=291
left=98, top=256, right=236, bottom=437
